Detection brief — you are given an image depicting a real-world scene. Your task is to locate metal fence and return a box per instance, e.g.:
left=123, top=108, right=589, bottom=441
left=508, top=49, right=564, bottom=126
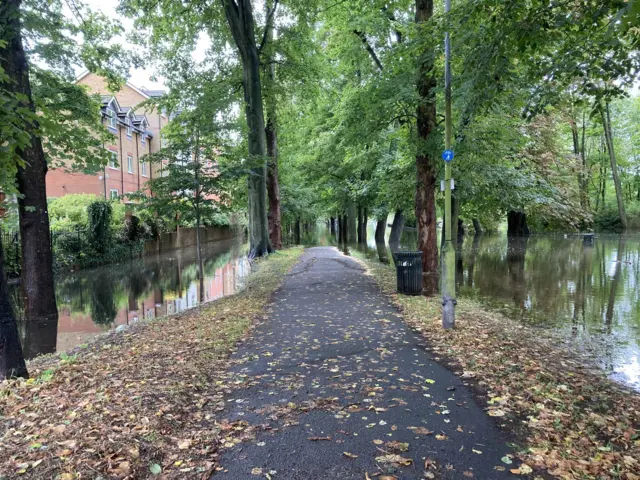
left=2, top=226, right=88, bottom=277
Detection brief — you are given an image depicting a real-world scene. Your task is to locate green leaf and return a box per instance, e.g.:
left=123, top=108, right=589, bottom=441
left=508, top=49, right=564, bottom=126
left=150, top=463, right=162, bottom=475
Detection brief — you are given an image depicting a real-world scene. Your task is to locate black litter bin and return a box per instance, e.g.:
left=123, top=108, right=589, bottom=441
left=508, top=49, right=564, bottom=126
left=394, top=251, right=422, bottom=295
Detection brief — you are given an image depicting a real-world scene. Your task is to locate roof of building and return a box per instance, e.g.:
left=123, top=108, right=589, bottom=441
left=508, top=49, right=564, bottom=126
left=141, top=88, right=165, bottom=98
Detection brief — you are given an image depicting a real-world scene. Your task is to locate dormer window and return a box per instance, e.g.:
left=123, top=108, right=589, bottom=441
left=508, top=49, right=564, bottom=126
left=126, top=118, right=132, bottom=137
left=106, top=108, right=117, bottom=129
left=141, top=131, right=146, bottom=145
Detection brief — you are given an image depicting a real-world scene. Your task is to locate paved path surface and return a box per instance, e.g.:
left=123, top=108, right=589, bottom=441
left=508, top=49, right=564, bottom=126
left=214, top=247, right=519, bottom=479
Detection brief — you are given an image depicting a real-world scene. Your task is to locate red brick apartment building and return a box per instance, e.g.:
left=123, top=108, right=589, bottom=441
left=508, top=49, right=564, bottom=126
left=46, top=72, right=169, bottom=201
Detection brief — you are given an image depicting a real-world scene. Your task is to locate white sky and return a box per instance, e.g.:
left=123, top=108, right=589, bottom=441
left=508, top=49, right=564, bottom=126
left=80, top=0, right=204, bottom=90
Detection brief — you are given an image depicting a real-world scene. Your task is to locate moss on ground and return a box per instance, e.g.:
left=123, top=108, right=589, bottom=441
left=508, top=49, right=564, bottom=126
left=0, top=247, right=303, bottom=479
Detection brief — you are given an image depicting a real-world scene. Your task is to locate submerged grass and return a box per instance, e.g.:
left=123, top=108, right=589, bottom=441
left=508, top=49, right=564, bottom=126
left=355, top=252, right=640, bottom=480
left=0, top=247, right=303, bottom=479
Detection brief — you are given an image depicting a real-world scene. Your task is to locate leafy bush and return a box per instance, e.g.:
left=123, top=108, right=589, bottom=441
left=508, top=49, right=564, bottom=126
left=48, top=194, right=99, bottom=230
left=594, top=206, right=623, bottom=232
left=206, top=212, right=231, bottom=227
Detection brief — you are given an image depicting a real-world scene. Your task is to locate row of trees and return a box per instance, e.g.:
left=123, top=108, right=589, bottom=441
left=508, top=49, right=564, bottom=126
left=1, top=0, right=638, bottom=378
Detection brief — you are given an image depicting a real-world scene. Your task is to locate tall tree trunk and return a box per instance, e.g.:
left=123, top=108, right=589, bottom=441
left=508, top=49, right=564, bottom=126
left=221, top=0, right=272, bottom=256
left=1, top=0, right=59, bottom=334
left=472, top=218, right=482, bottom=234
left=363, top=207, right=368, bottom=244
left=375, top=215, right=386, bottom=243
left=389, top=209, right=404, bottom=247
left=415, top=0, right=438, bottom=295
left=601, top=101, right=627, bottom=230
left=330, top=217, right=336, bottom=235
left=337, top=215, right=343, bottom=242
left=0, top=234, right=28, bottom=380
left=294, top=217, right=301, bottom=245
left=264, top=0, right=282, bottom=250
left=507, top=211, right=530, bottom=236
left=347, top=199, right=357, bottom=243
left=357, top=205, right=363, bottom=243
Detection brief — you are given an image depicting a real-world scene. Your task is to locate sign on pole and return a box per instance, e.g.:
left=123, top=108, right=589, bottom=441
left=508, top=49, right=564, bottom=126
left=442, top=149, right=454, bottom=162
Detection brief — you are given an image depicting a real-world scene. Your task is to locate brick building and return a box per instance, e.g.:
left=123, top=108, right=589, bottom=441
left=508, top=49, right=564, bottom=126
left=45, top=72, right=169, bottom=201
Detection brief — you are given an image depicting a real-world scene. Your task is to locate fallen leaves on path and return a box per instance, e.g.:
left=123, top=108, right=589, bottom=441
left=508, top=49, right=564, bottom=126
left=0, top=248, right=304, bottom=479
left=359, top=254, right=640, bottom=480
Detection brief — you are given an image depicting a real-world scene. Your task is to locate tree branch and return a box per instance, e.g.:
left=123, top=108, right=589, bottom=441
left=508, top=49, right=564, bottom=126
left=258, top=0, right=280, bottom=54
left=353, top=30, right=383, bottom=72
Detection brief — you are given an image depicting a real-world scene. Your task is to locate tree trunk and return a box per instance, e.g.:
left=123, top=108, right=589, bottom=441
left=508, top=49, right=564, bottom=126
left=457, top=218, right=465, bottom=247
left=330, top=217, right=336, bottom=235
left=415, top=0, right=438, bottom=295
left=222, top=0, right=272, bottom=256
left=507, top=211, right=530, bottom=236
left=0, top=234, right=28, bottom=380
left=472, top=218, right=482, bottom=234
left=389, top=209, right=404, bottom=247
left=363, top=207, right=368, bottom=244
left=264, top=0, right=282, bottom=250
left=337, top=215, right=343, bottom=242
left=375, top=216, right=386, bottom=243
left=1, top=0, right=59, bottom=334
left=347, top=199, right=357, bottom=243
left=294, top=217, right=301, bottom=245
left=601, top=101, right=627, bottom=230
left=357, top=205, right=363, bottom=243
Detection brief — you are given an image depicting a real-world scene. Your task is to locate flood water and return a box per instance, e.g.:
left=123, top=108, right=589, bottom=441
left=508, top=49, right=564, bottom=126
left=297, top=225, right=640, bottom=390
left=14, top=236, right=250, bottom=360
left=17, top=224, right=640, bottom=390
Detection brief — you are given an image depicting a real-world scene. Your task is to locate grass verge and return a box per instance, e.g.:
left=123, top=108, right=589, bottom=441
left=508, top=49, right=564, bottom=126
left=0, top=247, right=303, bottom=479
left=355, top=253, right=640, bottom=480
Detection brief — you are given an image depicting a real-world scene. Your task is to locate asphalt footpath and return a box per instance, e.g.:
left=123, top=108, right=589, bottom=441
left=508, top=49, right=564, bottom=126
left=213, top=247, right=521, bottom=480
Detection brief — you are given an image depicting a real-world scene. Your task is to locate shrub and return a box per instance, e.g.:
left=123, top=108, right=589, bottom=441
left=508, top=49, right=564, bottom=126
left=594, top=206, right=623, bottom=232
left=48, top=194, right=99, bottom=229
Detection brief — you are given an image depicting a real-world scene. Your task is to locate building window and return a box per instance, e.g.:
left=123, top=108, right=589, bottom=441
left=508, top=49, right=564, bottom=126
left=108, top=151, right=117, bottom=169
left=109, top=189, right=119, bottom=200
left=141, top=162, right=148, bottom=177
left=126, top=118, right=132, bottom=137
left=106, top=108, right=117, bottom=129
left=127, top=155, right=133, bottom=173
left=141, top=133, right=146, bottom=145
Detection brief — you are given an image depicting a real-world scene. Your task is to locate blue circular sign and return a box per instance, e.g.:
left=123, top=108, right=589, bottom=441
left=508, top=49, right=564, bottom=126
left=442, top=149, right=454, bottom=162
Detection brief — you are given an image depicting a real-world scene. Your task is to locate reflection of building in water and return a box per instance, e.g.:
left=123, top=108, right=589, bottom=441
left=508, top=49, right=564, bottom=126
left=133, top=256, right=250, bottom=321
left=51, top=254, right=249, bottom=358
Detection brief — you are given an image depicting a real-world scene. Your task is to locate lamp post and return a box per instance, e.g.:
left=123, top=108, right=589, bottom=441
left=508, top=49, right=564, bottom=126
left=442, top=0, right=456, bottom=329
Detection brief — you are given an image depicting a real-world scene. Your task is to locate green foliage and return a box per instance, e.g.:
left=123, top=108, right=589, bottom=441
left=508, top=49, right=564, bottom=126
left=48, top=194, right=99, bottom=230
left=87, top=201, right=112, bottom=254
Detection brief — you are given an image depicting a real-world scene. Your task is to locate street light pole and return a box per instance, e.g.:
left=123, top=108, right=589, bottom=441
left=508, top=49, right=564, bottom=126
left=442, top=0, right=456, bottom=329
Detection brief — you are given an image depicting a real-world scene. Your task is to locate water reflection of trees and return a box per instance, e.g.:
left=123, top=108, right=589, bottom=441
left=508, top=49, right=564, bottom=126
left=90, top=275, right=118, bottom=325
left=54, top=238, right=246, bottom=327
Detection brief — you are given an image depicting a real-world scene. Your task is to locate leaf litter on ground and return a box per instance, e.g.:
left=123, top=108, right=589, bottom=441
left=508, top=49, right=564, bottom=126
left=355, top=252, right=640, bottom=480
left=0, top=248, right=304, bottom=479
